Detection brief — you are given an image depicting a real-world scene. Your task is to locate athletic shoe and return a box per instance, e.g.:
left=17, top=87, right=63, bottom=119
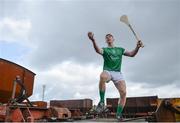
left=116, top=114, right=124, bottom=122
left=96, top=102, right=105, bottom=113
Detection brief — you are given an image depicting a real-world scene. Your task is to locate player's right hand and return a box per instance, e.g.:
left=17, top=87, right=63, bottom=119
left=88, top=32, right=95, bottom=41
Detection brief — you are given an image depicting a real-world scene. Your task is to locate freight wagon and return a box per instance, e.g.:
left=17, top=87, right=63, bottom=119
left=107, top=96, right=180, bottom=122
left=50, top=99, right=92, bottom=112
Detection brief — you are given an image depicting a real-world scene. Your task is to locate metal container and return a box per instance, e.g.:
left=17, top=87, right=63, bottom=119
left=155, top=98, right=180, bottom=122
left=31, top=101, right=47, bottom=108
left=50, top=99, right=92, bottom=114
left=106, top=96, right=180, bottom=122
left=107, top=96, right=158, bottom=117
left=0, top=58, right=35, bottom=103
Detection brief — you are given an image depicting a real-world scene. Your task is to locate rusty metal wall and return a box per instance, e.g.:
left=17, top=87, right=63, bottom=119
left=50, top=99, right=92, bottom=114
left=0, top=58, right=35, bottom=103
left=155, top=98, right=180, bottom=122
left=155, top=99, right=176, bottom=122
left=173, top=98, right=180, bottom=121
left=30, top=101, right=47, bottom=108
left=107, top=96, right=158, bottom=117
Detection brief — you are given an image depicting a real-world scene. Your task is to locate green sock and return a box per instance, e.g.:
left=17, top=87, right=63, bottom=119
left=99, top=90, right=105, bottom=103
left=116, top=104, right=123, bottom=116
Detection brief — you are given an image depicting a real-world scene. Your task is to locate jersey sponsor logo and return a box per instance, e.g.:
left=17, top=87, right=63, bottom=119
left=112, top=49, right=116, bottom=54
left=109, top=54, right=119, bottom=60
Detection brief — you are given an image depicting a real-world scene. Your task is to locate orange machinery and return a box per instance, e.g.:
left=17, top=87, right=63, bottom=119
left=0, top=58, right=35, bottom=103
left=0, top=58, right=71, bottom=122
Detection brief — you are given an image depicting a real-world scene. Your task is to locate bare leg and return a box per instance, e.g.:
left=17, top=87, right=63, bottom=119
left=96, top=71, right=111, bottom=113
left=115, top=80, right=126, bottom=107
left=114, top=80, right=127, bottom=117
left=99, top=71, right=111, bottom=103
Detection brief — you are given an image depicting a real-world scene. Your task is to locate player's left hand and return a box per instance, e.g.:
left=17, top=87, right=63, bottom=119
left=137, top=40, right=143, bottom=48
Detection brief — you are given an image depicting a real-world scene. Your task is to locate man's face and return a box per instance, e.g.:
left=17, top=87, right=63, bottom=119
left=106, top=34, right=114, bottom=44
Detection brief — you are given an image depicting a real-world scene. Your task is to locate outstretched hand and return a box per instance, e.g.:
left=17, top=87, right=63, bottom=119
left=137, top=40, right=143, bottom=48
left=88, top=32, right=95, bottom=42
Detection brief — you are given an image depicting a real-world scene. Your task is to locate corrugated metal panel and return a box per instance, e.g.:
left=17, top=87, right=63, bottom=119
left=50, top=99, right=92, bottom=114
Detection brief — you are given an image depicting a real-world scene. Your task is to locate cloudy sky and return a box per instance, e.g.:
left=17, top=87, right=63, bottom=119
left=0, top=0, right=179, bottom=104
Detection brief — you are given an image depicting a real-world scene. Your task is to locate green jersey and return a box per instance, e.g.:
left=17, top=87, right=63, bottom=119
left=102, top=47, right=125, bottom=72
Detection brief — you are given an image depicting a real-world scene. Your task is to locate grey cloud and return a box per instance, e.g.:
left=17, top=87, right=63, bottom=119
left=123, top=39, right=179, bottom=87
left=31, top=73, right=99, bottom=102
left=2, top=0, right=180, bottom=95
left=1, top=0, right=29, bottom=20
left=25, top=0, right=179, bottom=69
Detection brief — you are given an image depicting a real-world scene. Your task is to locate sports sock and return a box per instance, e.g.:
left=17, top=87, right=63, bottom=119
left=99, top=90, right=105, bottom=103
left=116, top=104, right=123, bottom=116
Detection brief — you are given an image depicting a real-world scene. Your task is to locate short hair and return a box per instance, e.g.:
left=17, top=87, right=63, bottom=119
left=105, top=33, right=113, bottom=37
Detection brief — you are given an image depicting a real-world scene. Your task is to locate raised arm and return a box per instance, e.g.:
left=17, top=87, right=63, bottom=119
left=87, top=32, right=102, bottom=55
left=124, top=40, right=143, bottom=57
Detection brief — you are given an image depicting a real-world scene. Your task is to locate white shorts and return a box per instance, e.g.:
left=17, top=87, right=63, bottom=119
left=104, top=70, right=125, bottom=84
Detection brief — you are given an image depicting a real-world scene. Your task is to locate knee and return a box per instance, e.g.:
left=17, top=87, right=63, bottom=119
left=120, top=90, right=126, bottom=98
left=100, top=73, right=108, bottom=82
